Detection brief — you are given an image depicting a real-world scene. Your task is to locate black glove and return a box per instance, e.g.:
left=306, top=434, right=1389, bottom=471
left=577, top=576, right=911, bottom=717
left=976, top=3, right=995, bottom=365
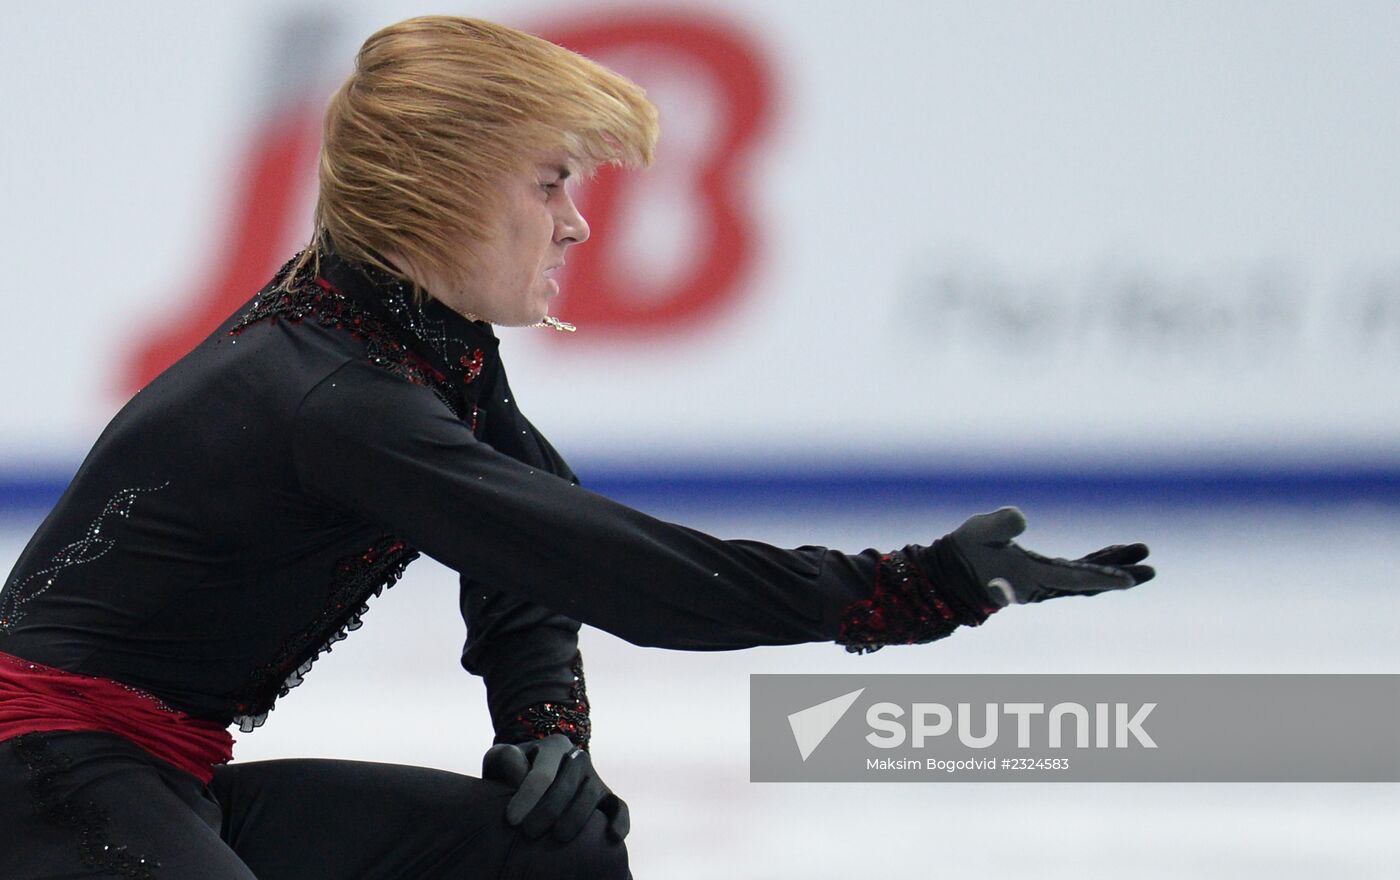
left=944, top=506, right=1155, bottom=606
left=482, top=734, right=630, bottom=843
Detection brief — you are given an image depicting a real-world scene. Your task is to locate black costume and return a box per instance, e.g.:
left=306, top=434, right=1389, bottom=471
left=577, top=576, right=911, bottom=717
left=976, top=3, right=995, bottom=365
left=0, top=252, right=991, bottom=878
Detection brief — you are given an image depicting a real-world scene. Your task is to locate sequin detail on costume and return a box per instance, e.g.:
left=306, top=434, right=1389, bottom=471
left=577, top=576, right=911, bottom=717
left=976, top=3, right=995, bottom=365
left=508, top=651, right=592, bottom=751
left=315, top=256, right=497, bottom=419
left=230, top=536, right=419, bottom=732
left=460, top=350, right=484, bottom=384
left=12, top=734, right=161, bottom=879
left=836, top=550, right=967, bottom=655
left=0, top=483, right=169, bottom=633
left=229, top=279, right=450, bottom=397
left=369, top=270, right=455, bottom=362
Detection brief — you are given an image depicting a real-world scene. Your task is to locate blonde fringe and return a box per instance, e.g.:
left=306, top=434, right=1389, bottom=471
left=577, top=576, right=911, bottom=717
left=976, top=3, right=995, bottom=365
left=280, top=15, right=658, bottom=296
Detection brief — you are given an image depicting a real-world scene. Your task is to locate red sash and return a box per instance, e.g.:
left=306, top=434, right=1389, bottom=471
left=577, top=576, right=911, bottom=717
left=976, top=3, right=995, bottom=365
left=0, top=651, right=233, bottom=784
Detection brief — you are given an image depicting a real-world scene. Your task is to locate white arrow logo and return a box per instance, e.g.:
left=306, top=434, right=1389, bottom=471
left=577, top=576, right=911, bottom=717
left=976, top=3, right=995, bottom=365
left=787, top=688, right=865, bottom=761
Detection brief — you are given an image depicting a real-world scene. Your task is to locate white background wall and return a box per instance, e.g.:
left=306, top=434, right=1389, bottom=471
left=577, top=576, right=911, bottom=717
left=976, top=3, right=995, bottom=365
left=2, top=0, right=1396, bottom=469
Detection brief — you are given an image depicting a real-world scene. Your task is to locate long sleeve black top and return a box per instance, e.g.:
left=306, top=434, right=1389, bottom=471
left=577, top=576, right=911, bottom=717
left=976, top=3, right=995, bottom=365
left=0, top=252, right=979, bottom=742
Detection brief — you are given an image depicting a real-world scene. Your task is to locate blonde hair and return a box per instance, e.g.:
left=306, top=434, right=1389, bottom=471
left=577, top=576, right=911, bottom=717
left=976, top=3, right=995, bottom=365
left=285, top=15, right=658, bottom=292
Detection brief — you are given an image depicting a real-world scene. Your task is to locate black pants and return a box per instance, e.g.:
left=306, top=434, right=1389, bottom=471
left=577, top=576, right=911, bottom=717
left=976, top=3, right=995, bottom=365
left=0, top=731, right=630, bottom=879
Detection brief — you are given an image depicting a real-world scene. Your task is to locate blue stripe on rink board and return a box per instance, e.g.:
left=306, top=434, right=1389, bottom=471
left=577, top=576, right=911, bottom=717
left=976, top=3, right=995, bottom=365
left=0, top=473, right=71, bottom=516
left=2, top=463, right=1398, bottom=515
left=581, top=466, right=1400, bottom=508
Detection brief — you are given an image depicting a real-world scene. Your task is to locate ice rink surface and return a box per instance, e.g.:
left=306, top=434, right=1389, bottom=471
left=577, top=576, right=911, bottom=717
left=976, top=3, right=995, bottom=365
left=3, top=499, right=1397, bottom=878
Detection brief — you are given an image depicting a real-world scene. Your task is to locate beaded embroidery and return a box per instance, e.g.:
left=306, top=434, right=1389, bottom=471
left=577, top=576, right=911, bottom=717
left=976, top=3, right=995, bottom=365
left=508, top=651, right=592, bottom=751
left=460, top=350, right=485, bottom=384
left=317, top=256, right=499, bottom=416
left=12, top=734, right=160, bottom=879
left=230, top=537, right=419, bottom=732
left=229, top=278, right=456, bottom=404
left=367, top=268, right=455, bottom=363
left=0, top=483, right=169, bottom=633
left=836, top=550, right=967, bottom=655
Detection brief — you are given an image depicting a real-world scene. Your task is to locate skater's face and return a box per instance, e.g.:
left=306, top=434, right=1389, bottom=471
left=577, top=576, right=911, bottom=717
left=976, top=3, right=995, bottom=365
left=430, top=150, right=590, bottom=326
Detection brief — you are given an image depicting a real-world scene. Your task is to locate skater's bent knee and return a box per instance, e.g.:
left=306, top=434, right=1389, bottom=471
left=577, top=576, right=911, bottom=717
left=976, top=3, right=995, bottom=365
left=507, top=809, right=629, bottom=879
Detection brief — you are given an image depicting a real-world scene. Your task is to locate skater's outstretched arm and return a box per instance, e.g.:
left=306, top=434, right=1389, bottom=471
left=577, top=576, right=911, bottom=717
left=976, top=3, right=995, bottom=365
left=295, top=359, right=1154, bottom=654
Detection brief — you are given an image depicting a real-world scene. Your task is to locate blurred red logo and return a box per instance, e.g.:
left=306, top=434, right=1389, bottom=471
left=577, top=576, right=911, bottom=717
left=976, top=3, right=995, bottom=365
left=125, top=11, right=773, bottom=392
